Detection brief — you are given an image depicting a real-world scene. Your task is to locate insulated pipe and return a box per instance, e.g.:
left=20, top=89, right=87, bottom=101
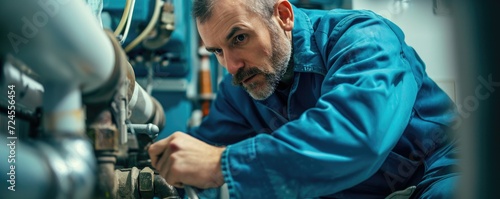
left=124, top=0, right=163, bottom=52
left=0, top=4, right=163, bottom=199
left=83, top=30, right=166, bottom=131
left=0, top=0, right=115, bottom=94
left=0, top=136, right=96, bottom=199
left=0, top=1, right=110, bottom=132
left=0, top=61, right=98, bottom=198
left=43, top=82, right=86, bottom=133
left=0, top=1, right=110, bottom=198
left=127, top=78, right=166, bottom=130
left=0, top=138, right=52, bottom=199
left=17, top=73, right=96, bottom=198
left=0, top=0, right=166, bottom=131
left=1, top=56, right=44, bottom=112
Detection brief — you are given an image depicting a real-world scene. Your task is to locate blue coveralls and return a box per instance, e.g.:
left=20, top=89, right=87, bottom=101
left=189, top=5, right=459, bottom=199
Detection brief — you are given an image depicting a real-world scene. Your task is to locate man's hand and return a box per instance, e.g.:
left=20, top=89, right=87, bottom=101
left=148, top=132, right=226, bottom=189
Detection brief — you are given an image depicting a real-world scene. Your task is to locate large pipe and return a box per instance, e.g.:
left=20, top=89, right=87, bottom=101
left=0, top=2, right=165, bottom=199
left=0, top=135, right=96, bottom=199
left=1, top=64, right=97, bottom=198
left=82, top=30, right=165, bottom=143
left=0, top=0, right=115, bottom=94
left=0, top=1, right=115, bottom=198
left=0, top=67, right=98, bottom=199
left=1, top=56, right=44, bottom=113
left=127, top=70, right=166, bottom=130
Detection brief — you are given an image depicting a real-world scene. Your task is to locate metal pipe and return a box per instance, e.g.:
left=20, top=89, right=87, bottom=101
left=0, top=1, right=111, bottom=199
left=124, top=57, right=166, bottom=130
left=41, top=137, right=97, bottom=199
left=1, top=56, right=44, bottom=113
left=43, top=84, right=85, bottom=133
left=154, top=174, right=181, bottom=199
left=0, top=75, right=97, bottom=199
left=0, top=81, right=96, bottom=199
left=0, top=138, right=52, bottom=199
left=82, top=30, right=165, bottom=137
left=94, top=157, right=118, bottom=199
left=124, top=0, right=163, bottom=52
left=0, top=136, right=96, bottom=199
left=128, top=81, right=166, bottom=130
left=0, top=0, right=115, bottom=93
left=88, top=110, right=119, bottom=199
left=12, top=78, right=97, bottom=199
left=142, top=1, right=175, bottom=50
left=0, top=3, right=164, bottom=199
left=127, top=123, right=160, bottom=137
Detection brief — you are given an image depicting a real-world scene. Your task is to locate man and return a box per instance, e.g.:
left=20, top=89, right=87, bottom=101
left=148, top=0, right=459, bottom=198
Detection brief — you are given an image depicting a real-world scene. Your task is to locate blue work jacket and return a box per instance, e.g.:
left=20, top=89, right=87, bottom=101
left=189, top=5, right=457, bottom=199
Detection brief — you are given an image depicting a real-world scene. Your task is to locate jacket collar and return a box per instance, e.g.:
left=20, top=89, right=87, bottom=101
left=291, top=5, right=327, bottom=75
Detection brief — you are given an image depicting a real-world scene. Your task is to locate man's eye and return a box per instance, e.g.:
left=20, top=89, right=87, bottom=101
left=234, top=34, right=246, bottom=44
left=213, top=49, right=223, bottom=55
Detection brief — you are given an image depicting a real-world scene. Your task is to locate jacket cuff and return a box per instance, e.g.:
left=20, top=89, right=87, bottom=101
left=221, top=137, right=275, bottom=199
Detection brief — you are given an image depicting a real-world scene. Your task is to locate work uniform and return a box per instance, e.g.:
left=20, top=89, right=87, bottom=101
left=189, top=5, right=459, bottom=199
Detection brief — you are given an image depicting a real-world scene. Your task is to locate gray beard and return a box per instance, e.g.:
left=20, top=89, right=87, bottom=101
left=244, top=25, right=292, bottom=100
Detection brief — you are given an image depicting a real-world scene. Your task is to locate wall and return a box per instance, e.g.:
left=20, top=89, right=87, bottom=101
left=352, top=0, right=458, bottom=102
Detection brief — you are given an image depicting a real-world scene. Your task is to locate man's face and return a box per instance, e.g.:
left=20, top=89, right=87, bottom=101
left=196, top=0, right=292, bottom=100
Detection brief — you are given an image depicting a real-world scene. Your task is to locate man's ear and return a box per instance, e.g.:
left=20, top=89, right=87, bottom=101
left=274, top=0, right=294, bottom=31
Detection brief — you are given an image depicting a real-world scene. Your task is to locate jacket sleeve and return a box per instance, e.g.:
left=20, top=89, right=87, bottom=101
left=219, top=14, right=421, bottom=198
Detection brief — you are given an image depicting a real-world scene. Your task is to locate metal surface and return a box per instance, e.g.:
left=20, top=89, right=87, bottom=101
left=1, top=56, right=44, bottom=112
left=0, top=0, right=115, bottom=94
left=154, top=174, right=181, bottom=199
left=0, top=136, right=97, bottom=199
left=115, top=167, right=180, bottom=199
left=139, top=167, right=155, bottom=198
left=127, top=123, right=160, bottom=138
left=88, top=111, right=119, bottom=151
left=88, top=110, right=119, bottom=199
left=142, top=1, right=175, bottom=50
left=0, top=1, right=175, bottom=198
left=136, top=78, right=189, bottom=92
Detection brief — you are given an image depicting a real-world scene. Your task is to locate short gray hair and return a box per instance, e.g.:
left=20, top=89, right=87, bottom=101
left=192, top=0, right=276, bottom=24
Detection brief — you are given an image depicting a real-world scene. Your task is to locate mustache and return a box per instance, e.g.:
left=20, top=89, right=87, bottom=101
left=232, top=67, right=263, bottom=85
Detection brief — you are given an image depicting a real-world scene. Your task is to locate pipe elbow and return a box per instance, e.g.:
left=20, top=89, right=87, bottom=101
left=42, top=137, right=97, bottom=199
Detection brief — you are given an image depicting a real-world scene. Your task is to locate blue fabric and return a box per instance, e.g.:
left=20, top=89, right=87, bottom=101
left=188, top=5, right=458, bottom=199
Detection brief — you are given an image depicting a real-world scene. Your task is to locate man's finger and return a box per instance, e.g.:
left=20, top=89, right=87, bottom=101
left=159, top=159, right=171, bottom=183
left=148, top=136, right=172, bottom=168
left=155, top=143, right=173, bottom=174
left=148, top=143, right=161, bottom=168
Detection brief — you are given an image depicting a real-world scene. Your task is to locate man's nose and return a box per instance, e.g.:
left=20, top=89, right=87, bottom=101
left=224, top=51, right=244, bottom=75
